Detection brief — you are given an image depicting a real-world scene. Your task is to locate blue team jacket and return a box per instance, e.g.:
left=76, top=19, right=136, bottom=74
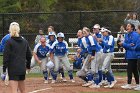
left=123, top=31, right=139, bottom=59
left=132, top=34, right=140, bottom=59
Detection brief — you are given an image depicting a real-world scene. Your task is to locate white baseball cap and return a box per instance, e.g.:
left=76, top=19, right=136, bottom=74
left=100, top=27, right=111, bottom=33
left=57, top=32, right=65, bottom=38
left=48, top=31, right=56, bottom=36
left=10, top=22, right=19, bottom=26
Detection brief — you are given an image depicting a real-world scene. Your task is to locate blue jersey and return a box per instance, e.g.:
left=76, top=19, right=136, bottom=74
left=77, top=37, right=87, bottom=54
left=0, top=34, right=10, bottom=52
left=85, top=35, right=101, bottom=55
left=46, top=39, right=57, bottom=46
left=101, top=35, right=115, bottom=53
left=123, top=31, right=139, bottom=59
left=94, top=32, right=103, bottom=48
left=77, top=38, right=82, bottom=47
left=50, top=40, right=68, bottom=56
left=34, top=43, right=50, bottom=58
left=95, top=32, right=102, bottom=38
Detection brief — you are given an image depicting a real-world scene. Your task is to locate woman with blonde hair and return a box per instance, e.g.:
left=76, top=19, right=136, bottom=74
left=2, top=22, right=32, bottom=93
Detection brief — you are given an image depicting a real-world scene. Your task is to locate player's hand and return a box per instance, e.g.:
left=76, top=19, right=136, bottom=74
left=98, top=38, right=102, bottom=42
left=70, top=56, right=75, bottom=61
left=93, top=35, right=97, bottom=39
left=96, top=38, right=100, bottom=42
left=91, top=56, right=95, bottom=60
left=89, top=56, right=94, bottom=62
left=130, top=43, right=135, bottom=46
left=118, top=42, right=123, bottom=46
left=77, top=53, right=80, bottom=58
left=38, top=60, right=42, bottom=64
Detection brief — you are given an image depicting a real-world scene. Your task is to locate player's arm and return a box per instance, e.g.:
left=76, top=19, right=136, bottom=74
left=33, top=44, right=42, bottom=64
left=88, top=36, right=95, bottom=61
left=33, top=52, right=41, bottom=64
left=49, top=41, right=56, bottom=61
left=50, top=52, right=54, bottom=62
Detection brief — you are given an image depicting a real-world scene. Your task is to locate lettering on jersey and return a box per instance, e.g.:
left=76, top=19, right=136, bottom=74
left=56, top=46, right=66, bottom=52
left=37, top=46, right=49, bottom=58
left=38, top=48, right=48, bottom=56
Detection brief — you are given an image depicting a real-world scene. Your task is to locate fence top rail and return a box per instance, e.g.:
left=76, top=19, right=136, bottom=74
left=69, top=10, right=135, bottom=13
left=0, top=10, right=136, bottom=15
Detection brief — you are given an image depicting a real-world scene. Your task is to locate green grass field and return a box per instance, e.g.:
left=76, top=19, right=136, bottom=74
left=26, top=71, right=127, bottom=78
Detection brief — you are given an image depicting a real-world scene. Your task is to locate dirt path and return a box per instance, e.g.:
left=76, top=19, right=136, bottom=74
left=0, top=77, right=136, bottom=93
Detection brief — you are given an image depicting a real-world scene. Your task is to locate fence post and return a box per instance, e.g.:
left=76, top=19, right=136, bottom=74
left=2, top=14, right=5, bottom=37
left=79, top=11, right=82, bottom=29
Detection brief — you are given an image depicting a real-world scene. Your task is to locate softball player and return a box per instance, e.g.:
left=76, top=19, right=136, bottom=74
left=50, top=32, right=75, bottom=83
left=99, top=27, right=117, bottom=88
left=46, top=31, right=56, bottom=46
left=73, top=48, right=83, bottom=69
left=46, top=31, right=56, bottom=80
left=31, top=37, right=50, bottom=83
left=47, top=32, right=66, bottom=81
left=77, top=30, right=87, bottom=58
left=83, top=27, right=102, bottom=88
left=92, top=24, right=107, bottom=85
left=76, top=28, right=93, bottom=86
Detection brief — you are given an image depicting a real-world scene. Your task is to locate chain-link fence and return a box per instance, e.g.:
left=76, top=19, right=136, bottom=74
left=0, top=10, right=139, bottom=71
left=0, top=10, right=139, bottom=48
